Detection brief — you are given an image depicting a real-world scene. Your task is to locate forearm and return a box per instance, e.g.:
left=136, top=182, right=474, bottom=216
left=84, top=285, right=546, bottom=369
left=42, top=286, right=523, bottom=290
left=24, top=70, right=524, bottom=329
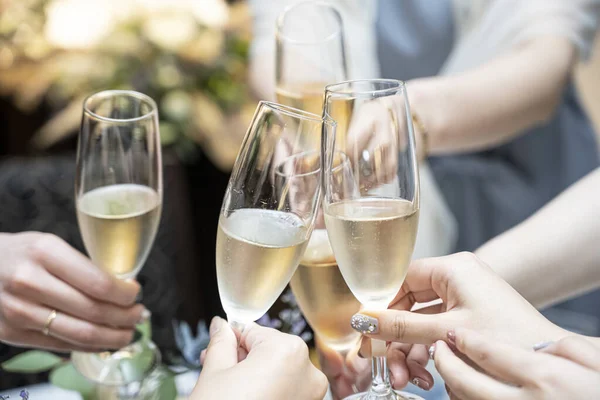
left=475, top=168, right=600, bottom=309
left=409, top=37, right=577, bottom=154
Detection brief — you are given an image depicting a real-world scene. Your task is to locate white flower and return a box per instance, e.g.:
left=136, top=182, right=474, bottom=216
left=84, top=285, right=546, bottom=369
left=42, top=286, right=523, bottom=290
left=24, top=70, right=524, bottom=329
left=190, top=0, right=229, bottom=28
left=45, top=0, right=116, bottom=49
left=143, top=13, right=198, bottom=51
left=135, top=0, right=229, bottom=28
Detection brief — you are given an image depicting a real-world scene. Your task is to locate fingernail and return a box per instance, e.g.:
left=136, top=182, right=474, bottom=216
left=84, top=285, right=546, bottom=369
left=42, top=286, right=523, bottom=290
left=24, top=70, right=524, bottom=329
left=351, top=314, right=378, bottom=334
left=210, top=316, right=223, bottom=336
left=428, top=344, right=436, bottom=360
left=138, top=308, right=151, bottom=324
left=447, top=330, right=456, bottom=346
left=412, top=377, right=431, bottom=391
left=533, top=341, right=553, bottom=351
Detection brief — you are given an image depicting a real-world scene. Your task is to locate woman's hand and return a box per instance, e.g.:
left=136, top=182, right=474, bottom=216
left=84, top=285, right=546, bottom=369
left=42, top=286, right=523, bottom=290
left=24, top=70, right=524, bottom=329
left=194, top=317, right=328, bottom=400
left=432, top=329, right=600, bottom=400
left=0, top=232, right=145, bottom=352
left=350, top=253, right=569, bottom=375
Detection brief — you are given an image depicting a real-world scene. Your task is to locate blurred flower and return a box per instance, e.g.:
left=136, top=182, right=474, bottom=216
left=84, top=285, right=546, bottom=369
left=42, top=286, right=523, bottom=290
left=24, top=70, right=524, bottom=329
left=190, top=0, right=229, bottom=28
left=143, top=13, right=197, bottom=51
left=189, top=93, right=225, bottom=140
left=45, top=0, right=115, bottom=49
left=0, top=0, right=255, bottom=169
left=161, top=90, right=192, bottom=122
left=173, top=319, right=210, bottom=367
left=257, top=314, right=283, bottom=329
left=178, top=30, right=224, bottom=65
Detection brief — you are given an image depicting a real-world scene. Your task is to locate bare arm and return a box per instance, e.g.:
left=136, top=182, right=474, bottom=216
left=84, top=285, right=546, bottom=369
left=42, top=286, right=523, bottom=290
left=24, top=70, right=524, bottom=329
left=409, top=36, right=578, bottom=155
left=475, top=168, right=600, bottom=309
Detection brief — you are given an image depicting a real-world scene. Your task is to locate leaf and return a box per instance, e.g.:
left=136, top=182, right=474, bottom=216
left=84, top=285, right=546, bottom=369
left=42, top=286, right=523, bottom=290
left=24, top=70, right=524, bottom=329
left=156, top=369, right=177, bottom=400
left=137, top=317, right=152, bottom=341
left=1, top=350, right=63, bottom=373
left=49, top=363, right=96, bottom=397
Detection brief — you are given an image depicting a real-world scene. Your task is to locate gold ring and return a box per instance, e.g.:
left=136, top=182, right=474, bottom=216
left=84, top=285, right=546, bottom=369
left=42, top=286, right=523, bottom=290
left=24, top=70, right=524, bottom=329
left=42, top=310, right=58, bottom=336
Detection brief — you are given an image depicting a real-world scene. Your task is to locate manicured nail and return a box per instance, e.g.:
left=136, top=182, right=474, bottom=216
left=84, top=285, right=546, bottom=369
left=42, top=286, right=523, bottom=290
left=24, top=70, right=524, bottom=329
left=428, top=344, right=436, bottom=360
left=533, top=341, right=553, bottom=351
left=412, top=377, right=431, bottom=391
left=351, top=314, right=378, bottom=334
left=447, top=330, right=456, bottom=346
left=138, top=308, right=151, bottom=324
left=210, top=316, right=223, bottom=336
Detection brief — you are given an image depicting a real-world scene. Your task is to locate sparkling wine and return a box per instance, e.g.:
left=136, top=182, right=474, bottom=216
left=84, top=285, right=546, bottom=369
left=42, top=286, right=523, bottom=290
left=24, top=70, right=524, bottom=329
left=276, top=82, right=352, bottom=148
left=324, top=198, right=419, bottom=308
left=276, top=82, right=326, bottom=115
left=291, top=229, right=361, bottom=351
left=217, top=208, right=309, bottom=323
left=77, top=184, right=162, bottom=279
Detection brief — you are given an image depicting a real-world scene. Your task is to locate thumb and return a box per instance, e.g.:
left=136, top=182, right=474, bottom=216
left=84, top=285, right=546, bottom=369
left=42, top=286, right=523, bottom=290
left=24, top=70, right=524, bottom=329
left=350, top=310, right=451, bottom=344
left=201, top=317, right=238, bottom=372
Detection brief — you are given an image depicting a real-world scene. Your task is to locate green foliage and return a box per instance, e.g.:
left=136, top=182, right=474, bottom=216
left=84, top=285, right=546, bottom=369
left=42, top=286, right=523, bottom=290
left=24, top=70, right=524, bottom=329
left=49, top=363, right=96, bottom=399
left=1, top=350, right=62, bottom=373
left=1, top=317, right=178, bottom=400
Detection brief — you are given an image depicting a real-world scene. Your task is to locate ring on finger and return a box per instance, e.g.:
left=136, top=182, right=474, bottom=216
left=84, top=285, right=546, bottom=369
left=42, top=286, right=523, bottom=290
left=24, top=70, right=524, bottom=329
left=42, top=309, right=58, bottom=336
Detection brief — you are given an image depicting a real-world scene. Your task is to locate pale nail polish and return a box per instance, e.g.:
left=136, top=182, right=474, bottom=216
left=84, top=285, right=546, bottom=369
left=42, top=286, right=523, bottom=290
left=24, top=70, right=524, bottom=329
left=533, top=341, right=553, bottom=351
left=350, top=314, right=379, bottom=334
left=210, top=316, right=223, bottom=336
left=412, top=377, right=431, bottom=390
left=428, top=344, right=436, bottom=360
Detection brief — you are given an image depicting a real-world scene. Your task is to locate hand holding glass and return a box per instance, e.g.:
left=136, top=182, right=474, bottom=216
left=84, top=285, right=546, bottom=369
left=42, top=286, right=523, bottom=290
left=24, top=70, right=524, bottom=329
left=323, top=80, right=420, bottom=400
left=72, top=90, right=162, bottom=385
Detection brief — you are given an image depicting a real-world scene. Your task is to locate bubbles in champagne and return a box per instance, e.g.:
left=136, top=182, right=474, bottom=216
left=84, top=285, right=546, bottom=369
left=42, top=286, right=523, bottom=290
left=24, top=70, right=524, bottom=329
left=216, top=209, right=309, bottom=324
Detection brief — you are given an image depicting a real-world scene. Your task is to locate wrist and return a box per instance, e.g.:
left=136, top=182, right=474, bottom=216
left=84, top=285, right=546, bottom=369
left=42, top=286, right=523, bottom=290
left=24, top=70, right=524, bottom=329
left=407, top=77, right=456, bottom=155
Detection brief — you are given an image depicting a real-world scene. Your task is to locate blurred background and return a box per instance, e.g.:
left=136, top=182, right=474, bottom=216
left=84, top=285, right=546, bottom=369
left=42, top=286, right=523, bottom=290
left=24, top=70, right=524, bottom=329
left=0, top=0, right=599, bottom=393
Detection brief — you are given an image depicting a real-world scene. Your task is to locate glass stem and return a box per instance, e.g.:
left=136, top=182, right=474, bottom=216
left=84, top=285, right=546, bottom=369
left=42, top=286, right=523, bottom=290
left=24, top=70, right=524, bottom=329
left=368, top=339, right=394, bottom=398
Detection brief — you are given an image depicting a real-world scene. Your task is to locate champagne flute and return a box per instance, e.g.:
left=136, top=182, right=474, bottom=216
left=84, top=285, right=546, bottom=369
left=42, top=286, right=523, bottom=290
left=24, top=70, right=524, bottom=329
left=276, top=1, right=346, bottom=116
left=276, top=1, right=361, bottom=354
left=323, top=80, right=420, bottom=400
left=72, top=90, right=162, bottom=385
left=216, top=101, right=335, bottom=330
left=289, top=151, right=361, bottom=353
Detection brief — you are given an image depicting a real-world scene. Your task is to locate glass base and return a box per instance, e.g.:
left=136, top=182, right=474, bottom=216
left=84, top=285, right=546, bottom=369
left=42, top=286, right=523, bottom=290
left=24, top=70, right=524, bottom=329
left=72, top=340, right=160, bottom=386
left=344, top=390, right=425, bottom=400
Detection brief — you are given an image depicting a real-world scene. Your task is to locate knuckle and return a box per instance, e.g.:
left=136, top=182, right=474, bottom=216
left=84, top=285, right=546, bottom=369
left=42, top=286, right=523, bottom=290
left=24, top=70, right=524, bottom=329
left=286, top=335, right=309, bottom=355
left=89, top=276, right=115, bottom=299
left=0, top=324, right=16, bottom=342
left=0, top=294, right=27, bottom=325
left=7, top=265, right=38, bottom=294
left=76, top=325, right=99, bottom=344
left=554, top=336, right=580, bottom=353
left=390, top=313, right=407, bottom=340
left=456, top=251, right=479, bottom=265
left=312, top=371, right=329, bottom=398
left=86, top=303, right=106, bottom=323
left=29, top=233, right=62, bottom=261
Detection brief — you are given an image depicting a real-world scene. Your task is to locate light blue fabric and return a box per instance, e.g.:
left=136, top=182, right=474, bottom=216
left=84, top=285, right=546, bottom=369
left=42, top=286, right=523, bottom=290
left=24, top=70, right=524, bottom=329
left=377, top=0, right=454, bottom=79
